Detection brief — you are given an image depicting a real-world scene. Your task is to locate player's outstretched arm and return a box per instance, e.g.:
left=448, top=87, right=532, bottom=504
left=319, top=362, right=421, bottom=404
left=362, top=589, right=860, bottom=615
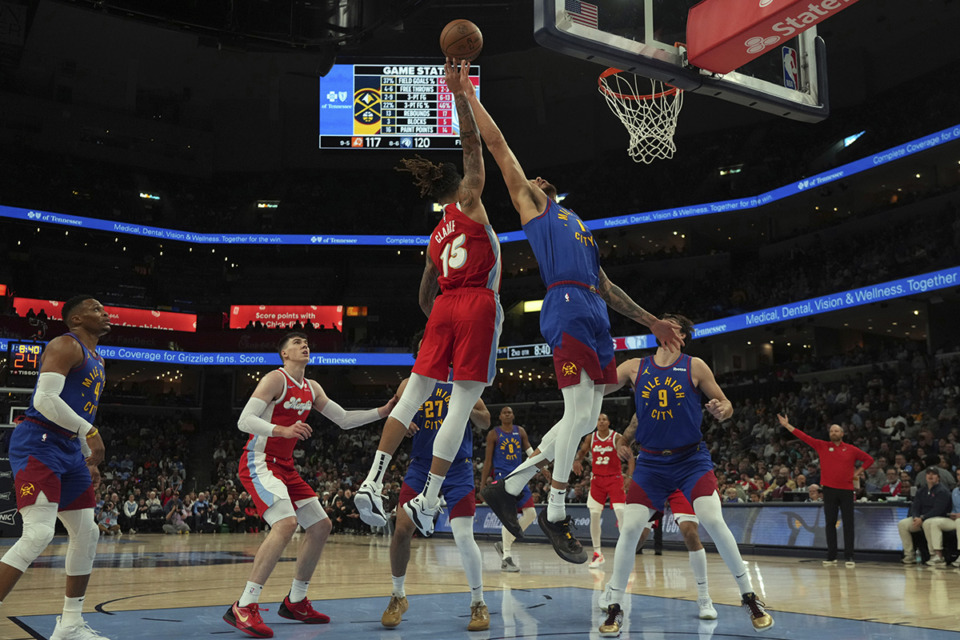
left=445, top=59, right=488, bottom=225
left=461, top=68, right=543, bottom=224
left=597, top=267, right=684, bottom=352
left=418, top=253, right=441, bottom=317
left=691, top=357, right=733, bottom=421
left=604, top=358, right=640, bottom=396
left=311, top=379, right=397, bottom=430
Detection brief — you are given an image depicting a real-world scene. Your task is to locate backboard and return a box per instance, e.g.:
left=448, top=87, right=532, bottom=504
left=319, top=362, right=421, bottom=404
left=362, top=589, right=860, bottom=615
left=534, top=0, right=829, bottom=122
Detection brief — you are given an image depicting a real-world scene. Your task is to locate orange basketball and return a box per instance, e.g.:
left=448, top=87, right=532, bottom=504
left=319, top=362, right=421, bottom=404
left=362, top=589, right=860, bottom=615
left=439, top=19, right=483, bottom=62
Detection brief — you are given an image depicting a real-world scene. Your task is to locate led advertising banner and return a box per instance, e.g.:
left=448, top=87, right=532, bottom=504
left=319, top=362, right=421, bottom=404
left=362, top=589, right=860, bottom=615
left=439, top=503, right=909, bottom=552
left=2, top=123, right=956, bottom=246
left=12, top=298, right=197, bottom=332
left=498, top=265, right=960, bottom=358
left=229, top=305, right=344, bottom=331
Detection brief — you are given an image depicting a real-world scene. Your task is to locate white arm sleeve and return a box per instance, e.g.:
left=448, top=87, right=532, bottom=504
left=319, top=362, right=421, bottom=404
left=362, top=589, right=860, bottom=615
left=33, top=372, right=95, bottom=438
left=238, top=397, right=276, bottom=437
left=320, top=400, right=381, bottom=430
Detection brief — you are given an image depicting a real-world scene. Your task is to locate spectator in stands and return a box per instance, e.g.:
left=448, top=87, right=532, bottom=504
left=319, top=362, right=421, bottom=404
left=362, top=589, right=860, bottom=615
left=897, top=467, right=951, bottom=564
left=807, top=485, right=822, bottom=502
left=97, top=501, right=121, bottom=536
left=121, top=494, right=138, bottom=534
left=163, top=494, right=191, bottom=534
left=722, top=487, right=743, bottom=503
left=228, top=503, right=246, bottom=533
left=921, top=468, right=960, bottom=567
left=881, top=468, right=902, bottom=496
left=762, top=466, right=796, bottom=501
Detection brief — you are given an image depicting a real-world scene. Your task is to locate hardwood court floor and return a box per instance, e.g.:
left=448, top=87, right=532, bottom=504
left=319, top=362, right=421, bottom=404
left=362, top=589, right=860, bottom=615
left=1, top=532, right=957, bottom=639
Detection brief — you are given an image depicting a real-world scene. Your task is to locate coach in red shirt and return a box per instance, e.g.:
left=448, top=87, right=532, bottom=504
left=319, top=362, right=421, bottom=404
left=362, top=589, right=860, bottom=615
left=778, top=414, right=874, bottom=567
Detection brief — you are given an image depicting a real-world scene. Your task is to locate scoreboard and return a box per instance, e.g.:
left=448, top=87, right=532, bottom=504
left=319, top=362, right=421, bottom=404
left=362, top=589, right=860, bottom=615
left=318, top=63, right=480, bottom=150
left=6, top=341, right=43, bottom=387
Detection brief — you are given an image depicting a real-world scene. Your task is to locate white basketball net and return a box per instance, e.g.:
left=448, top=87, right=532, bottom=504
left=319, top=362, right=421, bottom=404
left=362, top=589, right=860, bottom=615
left=598, top=70, right=683, bottom=164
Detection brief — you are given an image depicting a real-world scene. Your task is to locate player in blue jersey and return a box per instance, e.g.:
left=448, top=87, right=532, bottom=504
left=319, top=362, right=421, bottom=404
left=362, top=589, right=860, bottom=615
left=380, top=373, right=491, bottom=632
left=0, top=295, right=112, bottom=640
left=455, top=59, right=683, bottom=564
left=480, top=406, right=539, bottom=571
left=596, top=314, right=773, bottom=636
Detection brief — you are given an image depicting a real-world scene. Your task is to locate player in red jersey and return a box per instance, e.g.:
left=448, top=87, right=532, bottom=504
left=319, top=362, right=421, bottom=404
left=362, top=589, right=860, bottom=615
left=355, top=59, right=502, bottom=537
left=572, top=413, right=633, bottom=568
left=224, top=332, right=397, bottom=638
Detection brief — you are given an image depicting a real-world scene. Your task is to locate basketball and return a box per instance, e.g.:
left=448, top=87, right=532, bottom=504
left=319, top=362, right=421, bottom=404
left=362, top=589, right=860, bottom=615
left=439, top=19, right=483, bottom=61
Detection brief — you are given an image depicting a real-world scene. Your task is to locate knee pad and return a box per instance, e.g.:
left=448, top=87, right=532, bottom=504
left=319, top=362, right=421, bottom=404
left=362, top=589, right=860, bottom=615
left=295, top=498, right=328, bottom=530
left=587, top=495, right=603, bottom=515
left=59, top=509, right=99, bottom=576
left=2, top=517, right=56, bottom=572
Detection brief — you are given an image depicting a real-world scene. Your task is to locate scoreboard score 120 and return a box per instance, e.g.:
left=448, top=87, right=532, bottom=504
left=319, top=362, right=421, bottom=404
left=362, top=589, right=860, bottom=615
left=318, top=62, right=480, bottom=150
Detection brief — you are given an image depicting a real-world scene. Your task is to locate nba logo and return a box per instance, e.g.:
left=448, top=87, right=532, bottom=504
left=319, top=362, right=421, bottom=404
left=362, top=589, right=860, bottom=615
left=782, top=46, right=799, bottom=90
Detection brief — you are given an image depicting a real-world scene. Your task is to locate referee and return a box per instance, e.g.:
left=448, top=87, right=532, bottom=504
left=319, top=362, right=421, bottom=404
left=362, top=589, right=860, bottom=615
left=777, top=414, right=874, bottom=566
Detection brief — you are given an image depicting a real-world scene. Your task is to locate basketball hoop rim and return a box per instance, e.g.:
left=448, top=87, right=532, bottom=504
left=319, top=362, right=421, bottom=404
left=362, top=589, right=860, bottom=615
left=598, top=68, right=681, bottom=101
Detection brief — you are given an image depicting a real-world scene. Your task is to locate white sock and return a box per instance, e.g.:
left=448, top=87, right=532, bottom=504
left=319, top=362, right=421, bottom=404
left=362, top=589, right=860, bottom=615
left=238, top=581, right=263, bottom=607
left=470, top=584, right=484, bottom=605
left=61, top=596, right=84, bottom=627
left=423, top=472, right=444, bottom=505
left=289, top=578, right=309, bottom=603
left=365, top=451, right=392, bottom=487
left=590, top=510, right=603, bottom=549
left=391, top=575, right=406, bottom=598
left=547, top=488, right=566, bottom=522
left=502, top=526, right=516, bottom=557
left=689, top=548, right=710, bottom=598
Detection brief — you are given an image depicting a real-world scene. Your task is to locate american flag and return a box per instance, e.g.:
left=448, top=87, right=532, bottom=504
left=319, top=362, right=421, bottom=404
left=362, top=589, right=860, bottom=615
left=565, top=0, right=599, bottom=29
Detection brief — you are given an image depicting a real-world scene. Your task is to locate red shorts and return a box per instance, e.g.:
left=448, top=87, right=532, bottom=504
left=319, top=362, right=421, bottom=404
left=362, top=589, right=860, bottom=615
left=665, top=489, right=694, bottom=515
left=413, top=288, right=502, bottom=384
left=589, top=474, right=627, bottom=506
left=399, top=482, right=476, bottom=519
left=552, top=332, right=618, bottom=389
left=238, top=453, right=318, bottom=517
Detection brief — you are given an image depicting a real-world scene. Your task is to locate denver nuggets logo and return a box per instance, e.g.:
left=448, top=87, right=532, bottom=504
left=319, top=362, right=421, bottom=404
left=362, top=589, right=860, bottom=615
left=20, top=483, right=35, bottom=498
left=561, top=362, right=578, bottom=376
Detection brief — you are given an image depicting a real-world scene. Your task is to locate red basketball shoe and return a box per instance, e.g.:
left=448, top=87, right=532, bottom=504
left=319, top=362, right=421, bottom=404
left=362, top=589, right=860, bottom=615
left=223, top=602, right=273, bottom=638
left=278, top=595, right=331, bottom=624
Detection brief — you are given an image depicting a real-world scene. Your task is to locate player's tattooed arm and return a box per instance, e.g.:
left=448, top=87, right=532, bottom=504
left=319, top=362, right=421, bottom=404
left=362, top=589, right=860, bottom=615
left=455, top=92, right=484, bottom=210
left=598, top=268, right=684, bottom=351
left=419, top=254, right=441, bottom=317
left=617, top=414, right=638, bottom=461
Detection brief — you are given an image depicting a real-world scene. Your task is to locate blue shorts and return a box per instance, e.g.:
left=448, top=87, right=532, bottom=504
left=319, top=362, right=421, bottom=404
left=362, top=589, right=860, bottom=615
left=403, top=457, right=476, bottom=516
left=10, top=420, right=95, bottom=511
left=627, top=444, right=718, bottom=510
left=540, top=286, right=617, bottom=388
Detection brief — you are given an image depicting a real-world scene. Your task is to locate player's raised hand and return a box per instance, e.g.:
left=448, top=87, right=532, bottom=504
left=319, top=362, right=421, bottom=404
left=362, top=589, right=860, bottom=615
left=651, top=318, right=684, bottom=351
left=280, top=420, right=312, bottom=440
left=705, top=398, right=730, bottom=421
left=444, top=58, right=472, bottom=96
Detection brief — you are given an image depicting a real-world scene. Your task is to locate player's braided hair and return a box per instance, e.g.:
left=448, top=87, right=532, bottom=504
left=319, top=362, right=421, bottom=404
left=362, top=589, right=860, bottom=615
left=395, top=154, right=461, bottom=201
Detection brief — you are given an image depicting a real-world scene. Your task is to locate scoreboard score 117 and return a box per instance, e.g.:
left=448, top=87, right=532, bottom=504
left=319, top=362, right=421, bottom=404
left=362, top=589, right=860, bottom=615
left=318, top=62, right=480, bottom=150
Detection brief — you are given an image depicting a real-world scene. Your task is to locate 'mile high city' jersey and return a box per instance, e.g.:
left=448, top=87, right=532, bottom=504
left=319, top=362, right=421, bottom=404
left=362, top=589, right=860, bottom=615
left=633, top=354, right=703, bottom=450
